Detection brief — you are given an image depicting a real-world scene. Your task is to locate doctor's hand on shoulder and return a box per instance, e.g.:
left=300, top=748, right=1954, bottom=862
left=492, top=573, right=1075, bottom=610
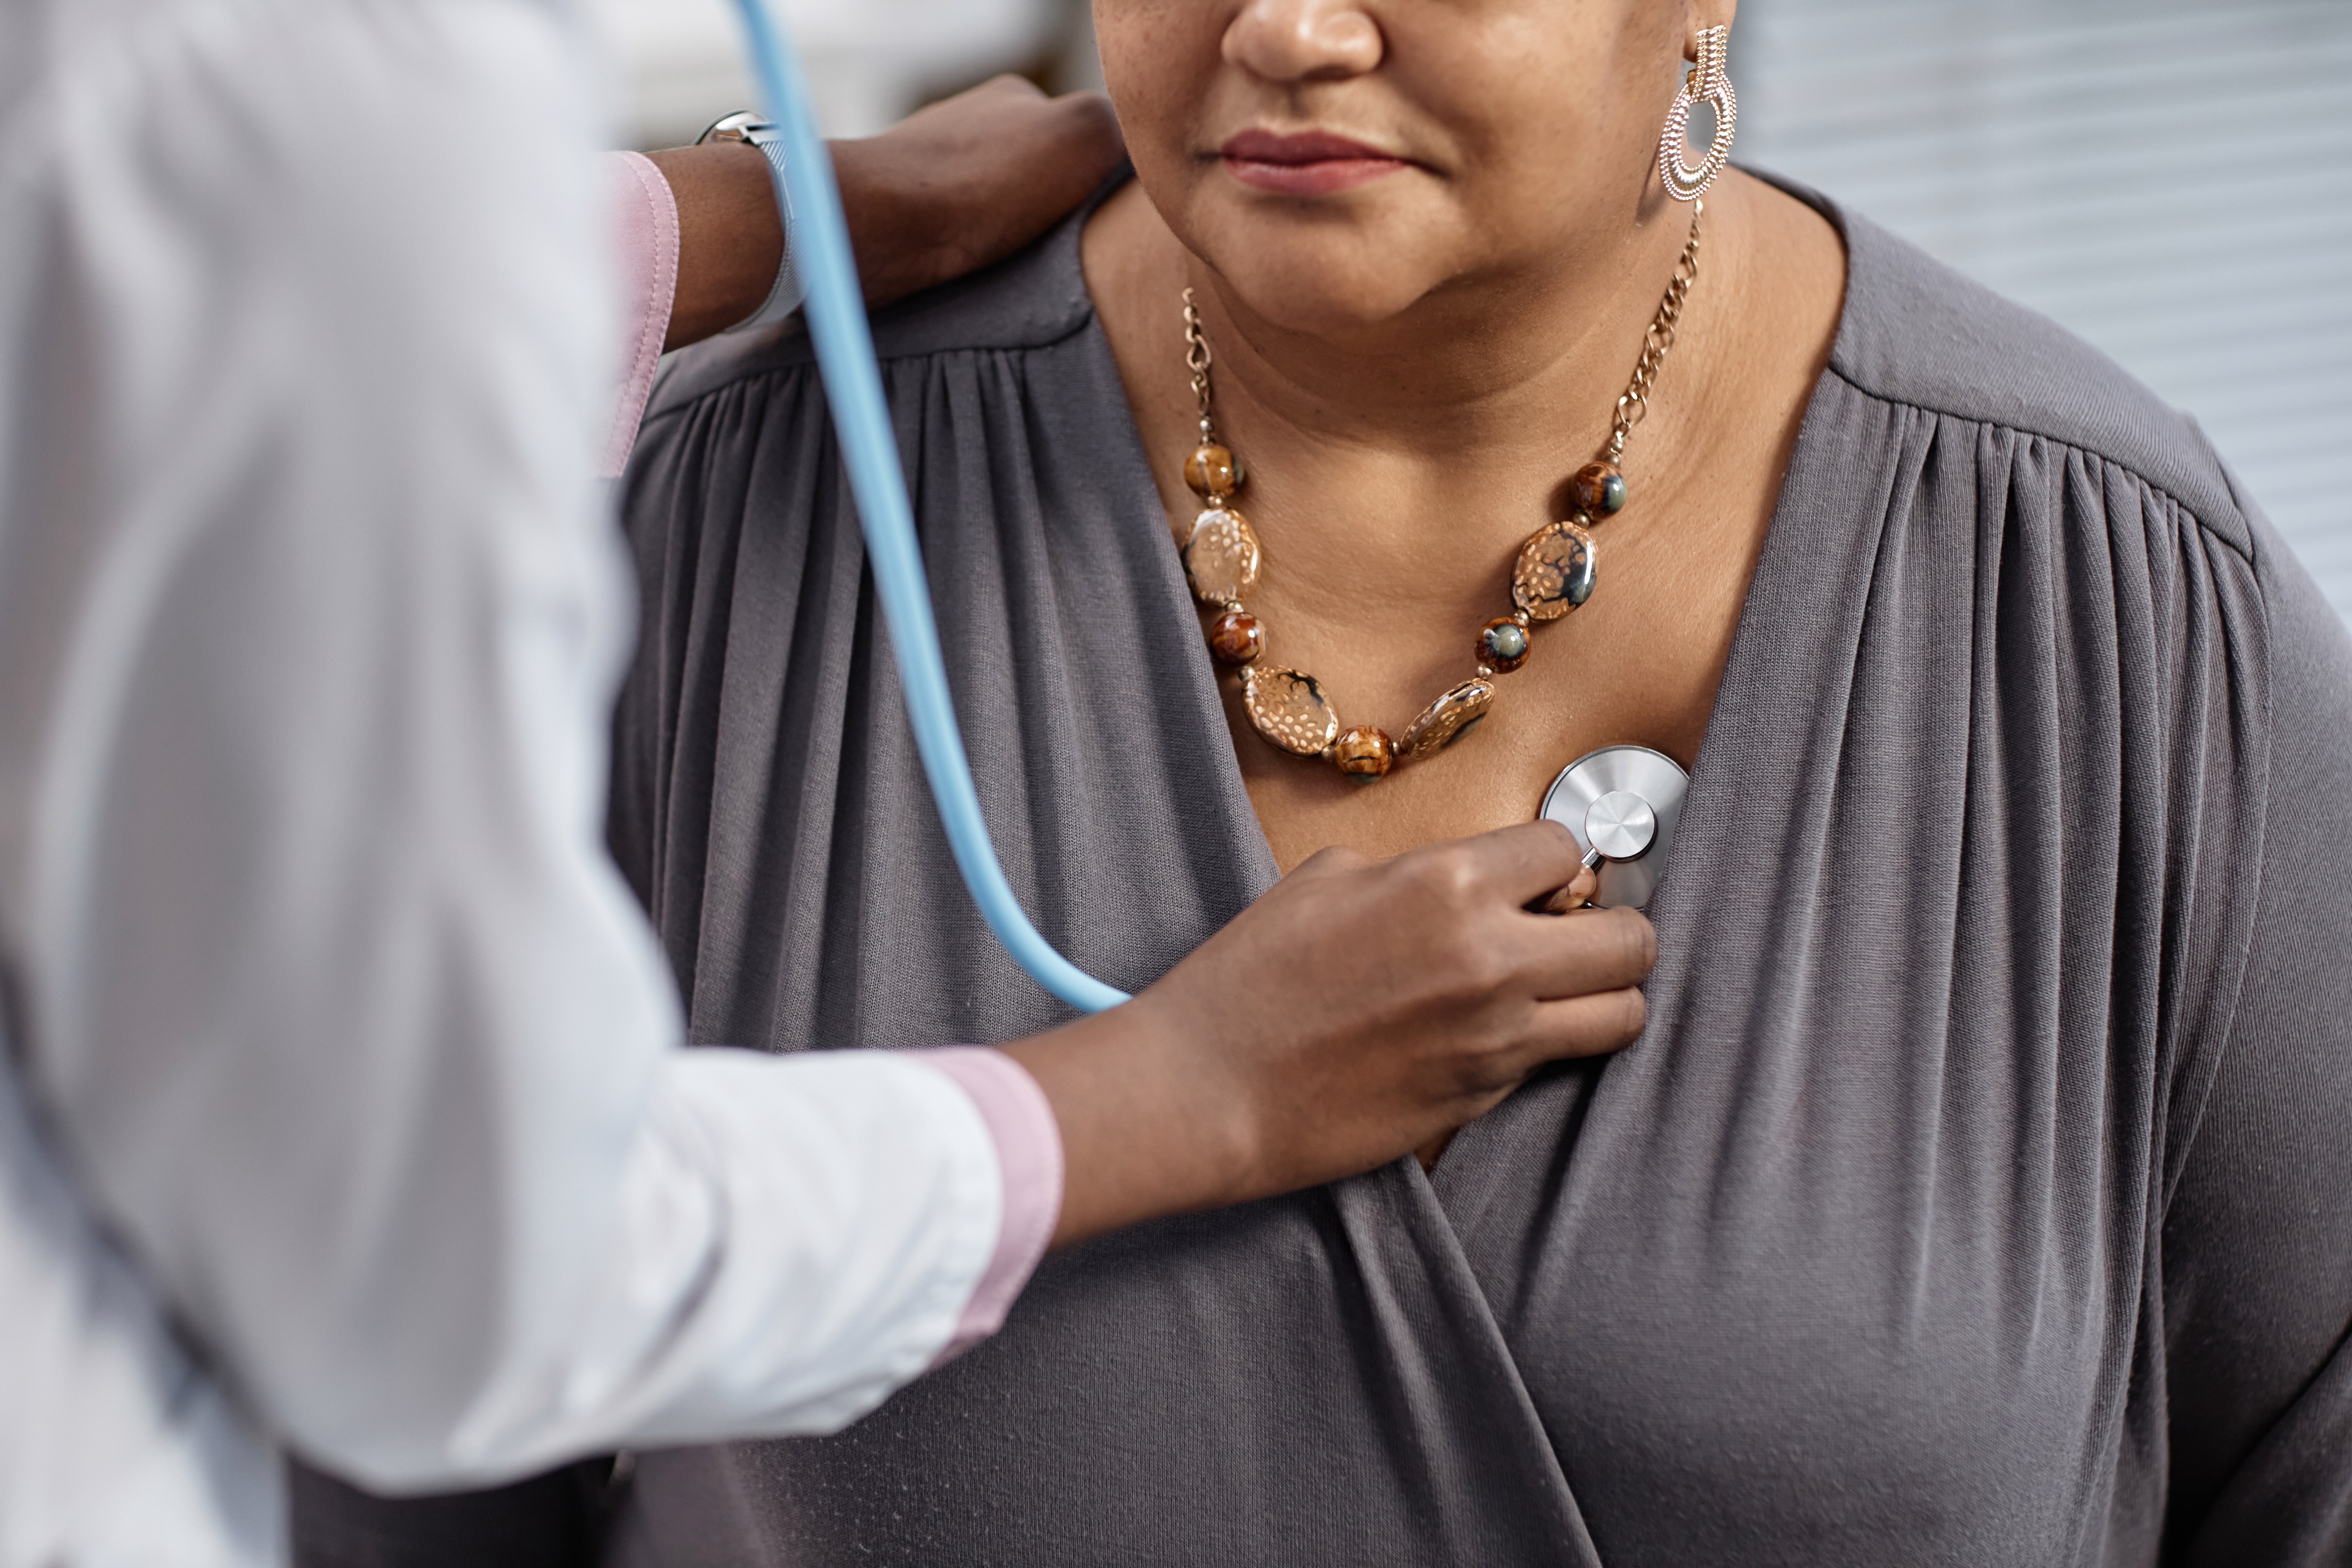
left=653, top=75, right=1125, bottom=350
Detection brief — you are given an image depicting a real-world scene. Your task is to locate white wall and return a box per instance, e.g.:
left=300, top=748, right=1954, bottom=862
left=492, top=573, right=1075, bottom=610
left=597, top=0, right=1058, bottom=144
left=1737, top=0, right=2352, bottom=623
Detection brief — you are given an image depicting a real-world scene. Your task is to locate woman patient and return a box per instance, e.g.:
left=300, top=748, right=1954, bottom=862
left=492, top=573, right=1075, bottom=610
left=354, top=0, right=2352, bottom=1561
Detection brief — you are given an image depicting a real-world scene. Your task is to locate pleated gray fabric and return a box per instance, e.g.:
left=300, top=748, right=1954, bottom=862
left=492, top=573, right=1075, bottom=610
left=293, top=181, right=2352, bottom=1567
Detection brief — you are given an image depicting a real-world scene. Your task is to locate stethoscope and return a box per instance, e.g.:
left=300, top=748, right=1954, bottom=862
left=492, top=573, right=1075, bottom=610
left=725, top=0, right=1690, bottom=1013
left=1541, top=745, right=1690, bottom=910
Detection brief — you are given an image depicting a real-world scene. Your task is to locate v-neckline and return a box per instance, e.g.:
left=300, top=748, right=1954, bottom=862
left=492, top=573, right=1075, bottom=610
left=1060, top=172, right=1863, bottom=948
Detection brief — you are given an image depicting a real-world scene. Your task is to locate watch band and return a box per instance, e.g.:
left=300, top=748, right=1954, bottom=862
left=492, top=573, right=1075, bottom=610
left=697, top=110, right=803, bottom=333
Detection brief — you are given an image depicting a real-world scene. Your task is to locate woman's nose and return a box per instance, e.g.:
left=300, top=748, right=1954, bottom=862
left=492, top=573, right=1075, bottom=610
left=1224, top=0, right=1384, bottom=84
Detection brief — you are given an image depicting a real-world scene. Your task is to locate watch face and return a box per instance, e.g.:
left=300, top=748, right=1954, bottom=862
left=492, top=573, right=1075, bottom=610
left=697, top=109, right=766, bottom=145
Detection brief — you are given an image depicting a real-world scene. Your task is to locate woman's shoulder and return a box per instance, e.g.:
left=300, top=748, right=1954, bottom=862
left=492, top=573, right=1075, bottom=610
left=1807, top=186, right=2252, bottom=558
left=643, top=186, right=1108, bottom=423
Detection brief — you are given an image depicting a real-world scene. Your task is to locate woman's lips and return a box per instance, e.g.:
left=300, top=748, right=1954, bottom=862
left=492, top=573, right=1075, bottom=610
left=1218, top=129, right=1410, bottom=195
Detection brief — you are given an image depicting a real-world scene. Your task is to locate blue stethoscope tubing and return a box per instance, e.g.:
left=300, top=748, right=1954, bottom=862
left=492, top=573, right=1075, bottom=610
left=725, top=0, right=1130, bottom=1013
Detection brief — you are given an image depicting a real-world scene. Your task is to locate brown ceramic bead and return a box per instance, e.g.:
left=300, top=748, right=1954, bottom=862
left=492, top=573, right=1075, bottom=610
left=1182, top=507, right=1262, bottom=604
left=1184, top=443, right=1243, bottom=498
left=1240, top=666, right=1340, bottom=756
left=1477, top=616, right=1531, bottom=673
left=1398, top=679, right=1495, bottom=755
left=1333, top=725, right=1395, bottom=782
left=1511, top=519, right=1597, bottom=620
left=1208, top=611, right=1265, bottom=665
left=1571, top=461, right=1628, bottom=517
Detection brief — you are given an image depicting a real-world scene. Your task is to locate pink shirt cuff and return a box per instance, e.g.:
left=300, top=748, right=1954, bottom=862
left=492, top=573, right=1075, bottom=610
left=600, top=150, right=679, bottom=480
left=911, top=1047, right=1064, bottom=1364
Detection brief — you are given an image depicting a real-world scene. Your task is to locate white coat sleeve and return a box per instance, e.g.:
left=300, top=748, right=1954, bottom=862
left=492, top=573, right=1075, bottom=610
left=0, top=0, right=1048, bottom=1497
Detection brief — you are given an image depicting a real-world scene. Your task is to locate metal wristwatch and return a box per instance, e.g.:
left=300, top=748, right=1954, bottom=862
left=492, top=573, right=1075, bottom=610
left=697, top=110, right=802, bottom=332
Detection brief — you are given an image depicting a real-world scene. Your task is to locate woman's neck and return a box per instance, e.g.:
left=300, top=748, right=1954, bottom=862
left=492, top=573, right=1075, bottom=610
left=1176, top=198, right=1703, bottom=465
left=1094, top=178, right=1745, bottom=479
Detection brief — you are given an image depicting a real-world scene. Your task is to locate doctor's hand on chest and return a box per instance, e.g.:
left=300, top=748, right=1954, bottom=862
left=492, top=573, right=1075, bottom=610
left=1006, top=820, right=1655, bottom=1246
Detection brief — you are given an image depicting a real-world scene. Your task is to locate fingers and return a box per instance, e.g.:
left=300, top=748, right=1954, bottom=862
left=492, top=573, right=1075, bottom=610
left=894, top=73, right=1045, bottom=135
left=1536, top=864, right=1599, bottom=913
left=839, top=78, right=1126, bottom=310
left=1517, top=985, right=1650, bottom=1064
left=1002, top=88, right=1125, bottom=213
left=1283, top=842, right=1372, bottom=883
left=914, top=77, right=1121, bottom=190
left=1047, top=89, right=1124, bottom=161
left=1400, top=818, right=1591, bottom=908
left=960, top=74, right=1047, bottom=106
left=1509, top=904, right=1657, bottom=1002
left=942, top=75, right=1112, bottom=130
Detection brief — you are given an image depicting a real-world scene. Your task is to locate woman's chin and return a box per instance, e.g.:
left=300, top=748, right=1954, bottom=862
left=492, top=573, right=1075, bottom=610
left=1166, top=183, right=1467, bottom=339
left=1199, top=243, right=1456, bottom=340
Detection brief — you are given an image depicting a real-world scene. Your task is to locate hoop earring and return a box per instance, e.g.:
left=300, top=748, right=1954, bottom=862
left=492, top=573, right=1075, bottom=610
left=1658, top=25, right=1737, bottom=202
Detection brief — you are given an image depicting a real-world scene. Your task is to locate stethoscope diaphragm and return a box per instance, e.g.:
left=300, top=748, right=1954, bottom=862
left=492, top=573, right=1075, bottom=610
left=1537, top=744, right=1691, bottom=909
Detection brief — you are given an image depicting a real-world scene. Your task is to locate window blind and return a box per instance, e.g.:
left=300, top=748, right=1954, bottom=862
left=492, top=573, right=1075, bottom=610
left=1739, top=0, right=2352, bottom=623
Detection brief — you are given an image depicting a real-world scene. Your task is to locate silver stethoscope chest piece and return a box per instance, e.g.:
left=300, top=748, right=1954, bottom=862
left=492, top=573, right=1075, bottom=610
left=1538, top=745, right=1691, bottom=909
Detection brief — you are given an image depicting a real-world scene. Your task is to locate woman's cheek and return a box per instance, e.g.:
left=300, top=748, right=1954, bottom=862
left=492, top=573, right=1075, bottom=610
left=1095, top=0, right=1218, bottom=125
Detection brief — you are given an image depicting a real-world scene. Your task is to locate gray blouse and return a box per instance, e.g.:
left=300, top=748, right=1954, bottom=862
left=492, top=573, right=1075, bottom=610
left=299, top=182, right=2352, bottom=1566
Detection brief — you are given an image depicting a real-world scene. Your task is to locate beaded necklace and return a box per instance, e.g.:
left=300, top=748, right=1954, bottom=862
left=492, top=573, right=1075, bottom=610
left=1174, top=201, right=1704, bottom=782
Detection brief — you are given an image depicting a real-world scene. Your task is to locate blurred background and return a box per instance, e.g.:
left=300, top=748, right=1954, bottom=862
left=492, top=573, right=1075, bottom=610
left=596, top=0, right=2351, bottom=622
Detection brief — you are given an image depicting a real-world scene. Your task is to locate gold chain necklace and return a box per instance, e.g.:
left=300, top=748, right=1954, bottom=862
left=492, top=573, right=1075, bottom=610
left=1174, top=201, right=1704, bottom=782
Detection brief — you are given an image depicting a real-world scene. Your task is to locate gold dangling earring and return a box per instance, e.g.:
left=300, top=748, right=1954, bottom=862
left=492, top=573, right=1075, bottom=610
left=1659, top=24, right=1737, bottom=202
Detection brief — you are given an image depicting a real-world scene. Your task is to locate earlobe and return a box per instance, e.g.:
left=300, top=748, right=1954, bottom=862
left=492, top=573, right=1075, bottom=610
left=1687, top=0, right=1741, bottom=59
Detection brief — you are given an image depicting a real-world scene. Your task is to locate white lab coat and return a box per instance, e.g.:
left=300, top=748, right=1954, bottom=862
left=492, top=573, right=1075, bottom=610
left=0, top=1, right=1026, bottom=1561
